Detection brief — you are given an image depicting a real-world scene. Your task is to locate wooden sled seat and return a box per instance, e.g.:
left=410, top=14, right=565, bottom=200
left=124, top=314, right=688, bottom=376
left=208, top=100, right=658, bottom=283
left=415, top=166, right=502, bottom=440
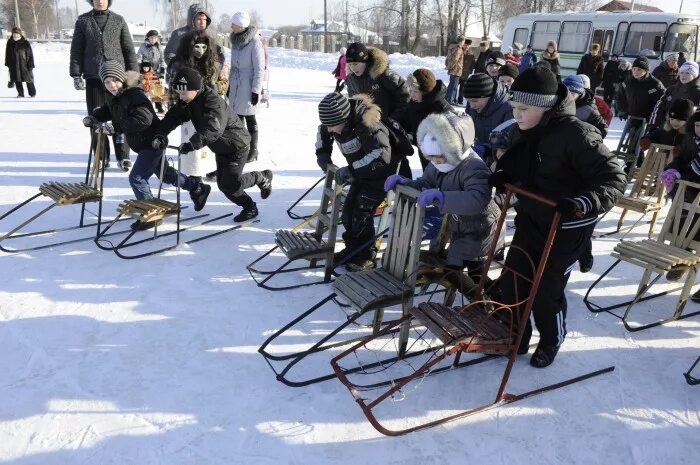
left=410, top=302, right=514, bottom=351
left=612, top=239, right=700, bottom=273
left=117, top=199, right=180, bottom=223
left=615, top=196, right=664, bottom=212
left=333, top=268, right=413, bottom=310
left=39, top=182, right=102, bottom=205
left=275, top=230, right=330, bottom=260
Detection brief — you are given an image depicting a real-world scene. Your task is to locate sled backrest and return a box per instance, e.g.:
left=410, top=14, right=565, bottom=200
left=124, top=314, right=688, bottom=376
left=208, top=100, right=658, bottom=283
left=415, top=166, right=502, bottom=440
left=629, top=143, right=673, bottom=200
left=86, top=124, right=110, bottom=192
left=659, top=180, right=700, bottom=252
left=381, top=185, right=425, bottom=286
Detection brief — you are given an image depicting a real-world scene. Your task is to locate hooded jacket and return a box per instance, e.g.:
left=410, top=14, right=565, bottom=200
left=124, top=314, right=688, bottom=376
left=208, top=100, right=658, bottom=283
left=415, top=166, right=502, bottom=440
left=164, top=4, right=210, bottom=64
left=315, top=94, right=395, bottom=185
left=344, top=47, right=409, bottom=121
left=577, top=53, right=604, bottom=90
left=496, top=84, right=626, bottom=232
left=652, top=61, right=679, bottom=89
left=407, top=113, right=500, bottom=263
left=91, top=71, right=158, bottom=153
left=615, top=73, right=665, bottom=119
left=650, top=77, right=700, bottom=128
left=228, top=25, right=265, bottom=116
left=398, top=80, right=453, bottom=139
left=5, top=35, right=34, bottom=82
left=464, top=81, right=514, bottom=145
left=574, top=88, right=608, bottom=138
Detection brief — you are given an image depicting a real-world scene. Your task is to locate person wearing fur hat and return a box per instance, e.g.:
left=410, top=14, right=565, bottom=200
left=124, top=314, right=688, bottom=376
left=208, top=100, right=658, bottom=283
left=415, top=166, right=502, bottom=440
left=485, top=51, right=506, bottom=78
left=70, top=0, right=137, bottom=171
left=399, top=68, right=453, bottom=169
left=463, top=73, right=513, bottom=162
left=445, top=36, right=466, bottom=104
left=5, top=27, right=35, bottom=97
left=489, top=67, right=626, bottom=367
left=315, top=92, right=399, bottom=271
left=601, top=53, right=620, bottom=105
left=384, top=113, right=501, bottom=285
left=540, top=41, right=561, bottom=80
left=652, top=53, right=680, bottom=88
left=344, top=42, right=409, bottom=121
left=137, top=30, right=164, bottom=75
left=650, top=61, right=700, bottom=130
left=563, top=74, right=608, bottom=138
left=498, top=62, right=519, bottom=89
left=576, top=43, right=604, bottom=92
left=640, top=99, right=695, bottom=154
left=154, top=67, right=273, bottom=223
left=332, top=47, right=348, bottom=92
left=82, top=62, right=211, bottom=230
left=457, top=39, right=475, bottom=104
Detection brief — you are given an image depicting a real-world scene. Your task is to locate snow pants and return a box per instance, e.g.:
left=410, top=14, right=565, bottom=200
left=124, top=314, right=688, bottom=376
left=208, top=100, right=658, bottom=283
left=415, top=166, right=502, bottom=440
left=341, top=182, right=385, bottom=261
left=215, top=151, right=264, bottom=208
left=85, top=78, right=130, bottom=163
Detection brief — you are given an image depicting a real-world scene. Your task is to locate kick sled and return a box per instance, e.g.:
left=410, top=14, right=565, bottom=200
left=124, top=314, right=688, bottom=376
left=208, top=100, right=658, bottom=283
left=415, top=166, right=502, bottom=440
left=329, top=184, right=614, bottom=436
left=0, top=123, right=127, bottom=253
left=584, top=180, right=700, bottom=331
left=685, top=355, right=700, bottom=386
left=94, top=145, right=254, bottom=259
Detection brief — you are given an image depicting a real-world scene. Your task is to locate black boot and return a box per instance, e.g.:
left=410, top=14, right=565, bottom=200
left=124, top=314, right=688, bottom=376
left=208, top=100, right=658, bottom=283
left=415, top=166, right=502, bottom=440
left=204, top=171, right=217, bottom=182
left=233, top=202, right=258, bottom=222
left=189, top=182, right=211, bottom=212
left=130, top=219, right=162, bottom=231
left=579, top=251, right=594, bottom=273
left=530, top=342, right=560, bottom=368
left=258, top=170, right=273, bottom=199
left=247, top=130, right=258, bottom=163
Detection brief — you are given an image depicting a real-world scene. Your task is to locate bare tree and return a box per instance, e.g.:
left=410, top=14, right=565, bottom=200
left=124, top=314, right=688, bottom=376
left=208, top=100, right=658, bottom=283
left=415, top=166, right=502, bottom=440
left=0, top=0, right=55, bottom=37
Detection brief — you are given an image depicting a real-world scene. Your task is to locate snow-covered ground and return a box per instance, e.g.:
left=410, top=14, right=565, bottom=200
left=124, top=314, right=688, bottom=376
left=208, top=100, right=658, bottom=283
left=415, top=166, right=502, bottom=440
left=0, top=42, right=698, bottom=464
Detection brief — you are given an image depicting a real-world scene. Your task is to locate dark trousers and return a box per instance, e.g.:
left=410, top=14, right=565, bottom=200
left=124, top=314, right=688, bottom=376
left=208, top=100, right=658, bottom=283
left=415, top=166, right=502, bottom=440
left=457, top=79, right=466, bottom=104
left=341, top=183, right=385, bottom=260
left=128, top=148, right=194, bottom=200
left=603, top=84, right=615, bottom=105
left=85, top=78, right=130, bottom=163
left=499, top=214, right=593, bottom=347
left=15, top=81, right=36, bottom=97
left=238, top=114, right=258, bottom=162
left=215, top=152, right=263, bottom=207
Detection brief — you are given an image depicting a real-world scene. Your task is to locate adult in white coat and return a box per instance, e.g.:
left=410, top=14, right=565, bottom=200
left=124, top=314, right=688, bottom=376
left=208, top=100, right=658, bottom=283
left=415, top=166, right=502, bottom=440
left=228, top=11, right=265, bottom=162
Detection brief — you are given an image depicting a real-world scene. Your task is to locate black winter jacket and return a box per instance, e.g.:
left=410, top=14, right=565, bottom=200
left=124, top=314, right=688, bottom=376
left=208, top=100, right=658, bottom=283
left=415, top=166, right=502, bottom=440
left=5, top=37, right=34, bottom=83
left=577, top=53, right=604, bottom=90
left=69, top=10, right=137, bottom=79
left=643, top=125, right=686, bottom=148
left=650, top=77, right=700, bottom=128
left=91, top=72, right=158, bottom=153
left=575, top=89, right=608, bottom=138
left=665, top=135, right=700, bottom=191
left=496, top=84, right=626, bottom=232
left=602, top=59, right=620, bottom=90
left=398, top=80, right=453, bottom=140
left=344, top=47, right=409, bottom=121
left=315, top=95, right=395, bottom=186
left=615, top=73, right=665, bottom=119
left=158, top=86, right=250, bottom=156
left=651, top=62, right=679, bottom=89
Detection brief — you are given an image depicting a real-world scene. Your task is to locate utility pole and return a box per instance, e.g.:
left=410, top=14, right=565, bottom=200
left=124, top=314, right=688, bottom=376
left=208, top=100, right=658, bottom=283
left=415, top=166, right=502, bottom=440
left=13, top=0, right=21, bottom=28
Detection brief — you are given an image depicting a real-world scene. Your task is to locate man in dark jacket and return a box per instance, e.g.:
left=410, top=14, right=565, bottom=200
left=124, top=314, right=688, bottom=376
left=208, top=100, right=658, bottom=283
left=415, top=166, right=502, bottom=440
left=650, top=61, right=700, bottom=129
left=344, top=42, right=409, bottom=122
left=315, top=93, right=397, bottom=271
left=70, top=0, right=137, bottom=170
left=491, top=67, right=626, bottom=368
left=651, top=52, right=679, bottom=89
left=457, top=39, right=475, bottom=104
left=601, top=54, right=619, bottom=105
left=473, top=41, right=490, bottom=74
left=576, top=43, right=604, bottom=91
left=463, top=73, right=513, bottom=161
left=156, top=67, right=273, bottom=223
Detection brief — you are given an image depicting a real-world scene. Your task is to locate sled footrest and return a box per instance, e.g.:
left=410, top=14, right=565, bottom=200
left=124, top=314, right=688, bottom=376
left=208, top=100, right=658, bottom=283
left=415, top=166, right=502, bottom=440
left=117, top=199, right=180, bottom=223
left=39, top=182, right=102, bottom=205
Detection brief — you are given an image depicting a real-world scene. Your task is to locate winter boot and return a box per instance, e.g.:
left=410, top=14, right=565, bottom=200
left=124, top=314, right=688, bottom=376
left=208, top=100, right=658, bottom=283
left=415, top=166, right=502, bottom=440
left=530, top=342, right=560, bottom=368
left=189, top=182, right=211, bottom=212
left=130, top=219, right=162, bottom=231
left=247, top=131, right=258, bottom=163
left=233, top=202, right=258, bottom=222
left=666, top=265, right=687, bottom=282
left=118, top=159, right=132, bottom=172
left=204, top=171, right=217, bottom=182
left=579, top=252, right=594, bottom=273
left=258, top=170, right=273, bottom=199
left=333, top=248, right=351, bottom=266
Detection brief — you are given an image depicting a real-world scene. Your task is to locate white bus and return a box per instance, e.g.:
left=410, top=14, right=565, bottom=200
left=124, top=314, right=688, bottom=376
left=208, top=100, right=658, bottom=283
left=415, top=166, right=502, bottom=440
left=501, top=11, right=699, bottom=76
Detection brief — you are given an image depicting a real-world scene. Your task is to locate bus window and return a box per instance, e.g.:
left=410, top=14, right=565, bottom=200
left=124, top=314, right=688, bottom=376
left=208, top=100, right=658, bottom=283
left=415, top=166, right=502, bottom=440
left=513, top=28, right=529, bottom=49
left=613, top=22, right=628, bottom=55
left=664, top=23, right=699, bottom=61
left=531, top=21, right=560, bottom=51
left=559, top=22, right=591, bottom=53
left=624, top=22, right=667, bottom=58
left=603, top=30, right=614, bottom=54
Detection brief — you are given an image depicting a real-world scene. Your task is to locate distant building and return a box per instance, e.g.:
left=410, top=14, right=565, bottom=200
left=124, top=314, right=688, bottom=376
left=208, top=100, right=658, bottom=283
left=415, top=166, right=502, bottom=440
left=597, top=1, right=664, bottom=12
left=300, top=20, right=378, bottom=44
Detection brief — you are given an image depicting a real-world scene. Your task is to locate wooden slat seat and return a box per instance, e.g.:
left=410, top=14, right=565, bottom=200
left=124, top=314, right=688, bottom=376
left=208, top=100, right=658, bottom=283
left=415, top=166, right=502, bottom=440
left=333, top=268, right=412, bottom=311
left=39, top=182, right=102, bottom=205
left=117, top=199, right=180, bottom=223
left=613, top=239, right=700, bottom=272
left=275, top=230, right=330, bottom=260
left=409, top=302, right=513, bottom=348
left=615, top=197, right=664, bottom=212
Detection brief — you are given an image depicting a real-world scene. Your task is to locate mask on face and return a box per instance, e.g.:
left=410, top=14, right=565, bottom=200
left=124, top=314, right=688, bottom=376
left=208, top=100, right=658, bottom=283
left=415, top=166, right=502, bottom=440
left=193, top=43, right=207, bottom=58
left=431, top=161, right=457, bottom=173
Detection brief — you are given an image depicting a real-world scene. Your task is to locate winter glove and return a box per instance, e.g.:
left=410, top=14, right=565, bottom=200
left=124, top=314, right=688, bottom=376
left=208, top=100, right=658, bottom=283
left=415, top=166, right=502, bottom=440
left=178, top=142, right=195, bottom=154
left=82, top=115, right=99, bottom=128
left=618, top=112, right=628, bottom=121
left=251, top=92, right=259, bottom=106
left=384, top=174, right=408, bottom=192
left=555, top=198, right=586, bottom=220
left=417, top=189, right=445, bottom=209
left=151, top=135, right=168, bottom=150
left=73, top=77, right=85, bottom=91
left=334, top=166, right=352, bottom=185
left=639, top=138, right=651, bottom=151
left=488, top=170, right=512, bottom=189
left=659, top=169, right=680, bottom=193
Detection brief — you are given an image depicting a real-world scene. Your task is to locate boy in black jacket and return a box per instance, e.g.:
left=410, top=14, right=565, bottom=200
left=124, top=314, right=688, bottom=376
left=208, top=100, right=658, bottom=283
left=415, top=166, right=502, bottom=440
left=491, top=68, right=626, bottom=368
left=640, top=98, right=695, bottom=154
left=154, top=67, right=273, bottom=222
left=84, top=61, right=211, bottom=231
left=315, top=92, right=397, bottom=271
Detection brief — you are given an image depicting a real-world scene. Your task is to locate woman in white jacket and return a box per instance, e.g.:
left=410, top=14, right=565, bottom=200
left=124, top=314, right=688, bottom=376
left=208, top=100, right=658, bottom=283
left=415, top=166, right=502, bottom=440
left=228, top=11, right=265, bottom=162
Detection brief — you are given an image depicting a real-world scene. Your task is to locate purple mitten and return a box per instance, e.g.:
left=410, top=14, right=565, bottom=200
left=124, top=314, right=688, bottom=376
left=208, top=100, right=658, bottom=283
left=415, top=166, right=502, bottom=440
left=383, top=174, right=407, bottom=192
left=660, top=169, right=680, bottom=193
left=417, top=189, right=445, bottom=209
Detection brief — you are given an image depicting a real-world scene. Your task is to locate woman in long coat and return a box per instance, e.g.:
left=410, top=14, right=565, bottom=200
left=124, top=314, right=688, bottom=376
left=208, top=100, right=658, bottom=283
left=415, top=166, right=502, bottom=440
left=5, top=27, right=35, bottom=97
left=228, top=11, right=265, bottom=163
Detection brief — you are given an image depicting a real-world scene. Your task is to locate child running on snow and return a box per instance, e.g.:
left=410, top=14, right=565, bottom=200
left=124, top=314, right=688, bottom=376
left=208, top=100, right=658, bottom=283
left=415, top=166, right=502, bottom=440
left=83, top=61, right=211, bottom=231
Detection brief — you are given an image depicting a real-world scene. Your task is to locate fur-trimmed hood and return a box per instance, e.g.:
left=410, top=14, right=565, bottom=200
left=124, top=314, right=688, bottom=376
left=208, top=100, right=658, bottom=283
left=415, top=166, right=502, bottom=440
left=124, top=70, right=141, bottom=88
left=367, top=47, right=389, bottom=80
left=416, top=113, right=476, bottom=166
left=230, top=25, right=258, bottom=50
left=350, top=93, right=383, bottom=128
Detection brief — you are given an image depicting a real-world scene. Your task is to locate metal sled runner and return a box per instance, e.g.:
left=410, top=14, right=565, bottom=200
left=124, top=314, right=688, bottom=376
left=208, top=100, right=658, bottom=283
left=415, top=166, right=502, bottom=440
left=330, top=184, right=614, bottom=436
left=94, top=145, right=252, bottom=259
left=685, top=355, right=700, bottom=385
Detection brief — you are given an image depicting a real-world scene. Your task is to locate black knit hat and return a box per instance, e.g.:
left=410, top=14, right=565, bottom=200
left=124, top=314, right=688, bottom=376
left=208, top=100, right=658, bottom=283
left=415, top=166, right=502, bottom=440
left=633, top=56, right=649, bottom=71
left=463, top=73, right=495, bottom=99
left=345, top=42, right=369, bottom=63
left=99, top=60, right=127, bottom=83
left=691, top=111, right=700, bottom=124
left=669, top=99, right=695, bottom=121
left=146, top=30, right=159, bottom=38
left=510, top=67, right=559, bottom=109
left=498, top=63, right=519, bottom=80
left=486, top=51, right=506, bottom=67
left=318, top=93, right=351, bottom=126
left=172, top=67, right=204, bottom=91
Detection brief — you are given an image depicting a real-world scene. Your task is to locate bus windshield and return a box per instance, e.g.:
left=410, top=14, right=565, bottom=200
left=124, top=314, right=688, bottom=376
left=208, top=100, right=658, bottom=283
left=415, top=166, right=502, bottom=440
left=664, top=23, right=699, bottom=61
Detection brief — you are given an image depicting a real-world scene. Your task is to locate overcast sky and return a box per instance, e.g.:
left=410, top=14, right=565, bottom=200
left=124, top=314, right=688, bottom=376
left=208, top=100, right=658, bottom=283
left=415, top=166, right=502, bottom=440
left=62, top=0, right=698, bottom=29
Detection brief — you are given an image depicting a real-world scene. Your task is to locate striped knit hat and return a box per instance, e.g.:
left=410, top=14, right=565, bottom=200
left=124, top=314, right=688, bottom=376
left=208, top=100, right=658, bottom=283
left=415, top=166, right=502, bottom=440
left=463, top=73, right=495, bottom=99
left=486, top=51, right=506, bottom=67
left=318, top=93, right=351, bottom=126
left=510, top=67, right=558, bottom=109
left=99, top=60, right=127, bottom=83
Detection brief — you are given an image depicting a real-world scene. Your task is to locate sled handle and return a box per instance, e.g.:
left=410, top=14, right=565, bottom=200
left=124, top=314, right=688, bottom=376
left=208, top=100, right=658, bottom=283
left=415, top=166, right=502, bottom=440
left=504, top=183, right=557, bottom=208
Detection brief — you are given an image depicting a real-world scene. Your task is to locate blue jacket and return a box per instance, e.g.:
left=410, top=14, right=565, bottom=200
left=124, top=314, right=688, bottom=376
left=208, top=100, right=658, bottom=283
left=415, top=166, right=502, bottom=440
left=465, top=81, right=514, bottom=145
left=519, top=52, right=537, bottom=73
